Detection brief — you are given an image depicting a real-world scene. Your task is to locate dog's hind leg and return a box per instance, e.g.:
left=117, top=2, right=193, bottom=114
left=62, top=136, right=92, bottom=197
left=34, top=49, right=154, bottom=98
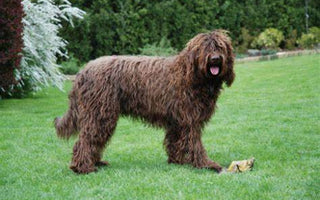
left=70, top=102, right=119, bottom=174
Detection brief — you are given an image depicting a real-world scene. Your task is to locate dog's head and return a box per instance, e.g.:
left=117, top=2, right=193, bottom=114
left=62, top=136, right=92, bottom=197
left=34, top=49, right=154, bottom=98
left=183, top=30, right=235, bottom=86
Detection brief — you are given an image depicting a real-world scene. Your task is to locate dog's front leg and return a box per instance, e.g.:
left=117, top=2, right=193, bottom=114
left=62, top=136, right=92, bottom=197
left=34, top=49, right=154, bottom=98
left=185, top=127, right=222, bottom=173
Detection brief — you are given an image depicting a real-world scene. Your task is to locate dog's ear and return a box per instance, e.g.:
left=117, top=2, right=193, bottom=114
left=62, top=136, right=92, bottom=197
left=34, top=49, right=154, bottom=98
left=224, top=67, right=235, bottom=87
left=221, top=33, right=235, bottom=87
left=184, top=50, right=197, bottom=83
left=187, top=50, right=197, bottom=66
left=223, top=54, right=235, bottom=87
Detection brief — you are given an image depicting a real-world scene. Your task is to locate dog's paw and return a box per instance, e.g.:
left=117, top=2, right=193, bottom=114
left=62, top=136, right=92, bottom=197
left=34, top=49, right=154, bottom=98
left=70, top=165, right=97, bottom=174
left=198, top=160, right=223, bottom=173
left=95, top=160, right=109, bottom=167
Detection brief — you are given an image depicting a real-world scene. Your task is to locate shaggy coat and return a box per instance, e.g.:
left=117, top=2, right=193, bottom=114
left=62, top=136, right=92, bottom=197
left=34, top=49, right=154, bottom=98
left=55, top=30, right=235, bottom=174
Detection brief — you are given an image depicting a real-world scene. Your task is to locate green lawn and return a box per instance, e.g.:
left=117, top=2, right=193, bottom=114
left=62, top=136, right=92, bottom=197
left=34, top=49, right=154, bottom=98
left=1, top=54, right=319, bottom=199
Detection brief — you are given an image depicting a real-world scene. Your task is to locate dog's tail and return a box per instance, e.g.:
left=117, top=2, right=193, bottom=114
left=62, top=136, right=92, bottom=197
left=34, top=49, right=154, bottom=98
left=54, top=90, right=79, bottom=139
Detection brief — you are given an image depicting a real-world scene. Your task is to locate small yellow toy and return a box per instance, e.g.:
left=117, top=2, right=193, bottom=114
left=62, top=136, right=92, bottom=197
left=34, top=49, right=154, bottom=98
left=226, top=157, right=255, bottom=173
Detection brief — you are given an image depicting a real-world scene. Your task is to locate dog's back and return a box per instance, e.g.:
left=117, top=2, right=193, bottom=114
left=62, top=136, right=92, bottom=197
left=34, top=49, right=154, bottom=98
left=75, top=56, right=177, bottom=127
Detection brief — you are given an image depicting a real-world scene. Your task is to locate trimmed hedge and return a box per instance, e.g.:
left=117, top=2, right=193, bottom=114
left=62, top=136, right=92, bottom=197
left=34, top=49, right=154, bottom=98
left=62, top=0, right=320, bottom=62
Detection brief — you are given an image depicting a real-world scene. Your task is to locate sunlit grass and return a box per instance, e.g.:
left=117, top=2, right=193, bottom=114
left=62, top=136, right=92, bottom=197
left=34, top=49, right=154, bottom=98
left=1, top=54, right=319, bottom=199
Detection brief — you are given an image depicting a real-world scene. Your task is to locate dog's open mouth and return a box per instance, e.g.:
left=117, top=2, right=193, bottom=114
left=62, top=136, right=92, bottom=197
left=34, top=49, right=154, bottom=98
left=208, top=56, right=222, bottom=76
left=209, top=66, right=220, bottom=76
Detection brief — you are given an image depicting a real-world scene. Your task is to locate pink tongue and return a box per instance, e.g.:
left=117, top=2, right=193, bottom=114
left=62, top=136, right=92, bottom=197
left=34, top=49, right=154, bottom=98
left=210, top=66, right=219, bottom=75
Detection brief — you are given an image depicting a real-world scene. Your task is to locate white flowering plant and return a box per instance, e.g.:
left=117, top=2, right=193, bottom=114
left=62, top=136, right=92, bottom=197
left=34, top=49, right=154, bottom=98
left=17, top=0, right=85, bottom=95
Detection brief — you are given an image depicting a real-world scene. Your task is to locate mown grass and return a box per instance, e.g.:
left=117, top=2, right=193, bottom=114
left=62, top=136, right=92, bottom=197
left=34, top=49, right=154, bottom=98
left=1, top=54, right=319, bottom=199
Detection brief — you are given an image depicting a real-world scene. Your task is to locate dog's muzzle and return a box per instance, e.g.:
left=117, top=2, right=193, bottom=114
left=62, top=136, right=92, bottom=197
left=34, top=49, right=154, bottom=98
left=208, top=55, right=222, bottom=76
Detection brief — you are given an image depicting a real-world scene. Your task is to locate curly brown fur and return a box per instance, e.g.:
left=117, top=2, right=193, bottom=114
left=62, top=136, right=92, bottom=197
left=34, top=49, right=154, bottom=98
left=54, top=30, right=235, bottom=174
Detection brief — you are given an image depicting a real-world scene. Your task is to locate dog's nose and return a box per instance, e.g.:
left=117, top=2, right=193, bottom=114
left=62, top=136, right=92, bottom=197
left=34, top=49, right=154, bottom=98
left=211, top=55, right=221, bottom=61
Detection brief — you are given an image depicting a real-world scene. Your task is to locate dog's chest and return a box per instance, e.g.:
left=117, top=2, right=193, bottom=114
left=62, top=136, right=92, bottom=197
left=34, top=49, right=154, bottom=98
left=193, top=83, right=221, bottom=99
left=207, top=85, right=216, bottom=98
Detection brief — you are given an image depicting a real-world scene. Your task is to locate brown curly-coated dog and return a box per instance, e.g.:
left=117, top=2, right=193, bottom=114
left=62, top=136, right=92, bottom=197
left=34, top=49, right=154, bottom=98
left=55, top=30, right=235, bottom=174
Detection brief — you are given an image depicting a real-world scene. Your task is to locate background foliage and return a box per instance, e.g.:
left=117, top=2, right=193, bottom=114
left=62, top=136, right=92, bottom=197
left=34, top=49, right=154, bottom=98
left=298, top=27, right=320, bottom=48
left=139, top=37, right=177, bottom=57
left=252, top=28, right=284, bottom=49
left=62, top=0, right=320, bottom=62
left=0, top=0, right=85, bottom=98
left=1, top=0, right=319, bottom=98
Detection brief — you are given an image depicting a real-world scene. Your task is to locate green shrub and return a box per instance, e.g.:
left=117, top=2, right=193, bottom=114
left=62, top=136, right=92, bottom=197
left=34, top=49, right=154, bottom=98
left=297, top=27, right=320, bottom=49
left=139, top=37, right=177, bottom=56
left=252, top=28, right=284, bottom=49
left=60, top=56, right=82, bottom=75
left=309, top=27, right=320, bottom=43
left=298, top=33, right=317, bottom=49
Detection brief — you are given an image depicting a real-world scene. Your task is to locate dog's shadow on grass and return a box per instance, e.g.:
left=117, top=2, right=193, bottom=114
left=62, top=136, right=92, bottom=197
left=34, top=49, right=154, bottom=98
left=96, top=156, right=229, bottom=176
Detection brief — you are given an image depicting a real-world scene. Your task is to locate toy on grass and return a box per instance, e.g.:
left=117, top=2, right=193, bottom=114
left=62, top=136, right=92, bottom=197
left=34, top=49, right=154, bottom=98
left=226, top=157, right=255, bottom=173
